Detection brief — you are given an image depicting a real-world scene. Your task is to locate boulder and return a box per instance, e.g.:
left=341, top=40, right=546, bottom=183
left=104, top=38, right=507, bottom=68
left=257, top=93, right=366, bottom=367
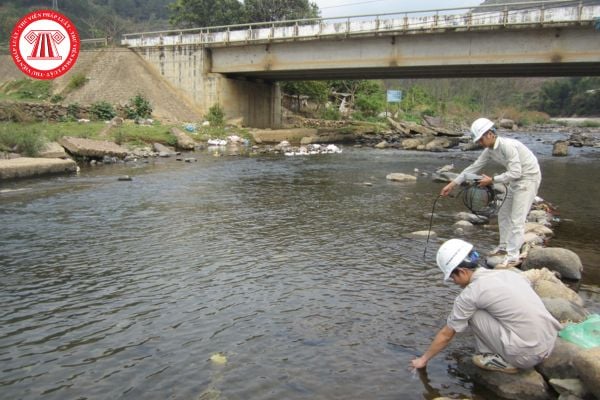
left=58, top=136, right=128, bottom=158
left=0, top=157, right=77, bottom=179
left=552, top=141, right=569, bottom=157
left=522, top=268, right=585, bottom=307
left=453, top=220, right=476, bottom=233
left=523, top=232, right=544, bottom=247
left=386, top=173, right=417, bottom=182
left=455, top=211, right=489, bottom=225
left=401, top=137, right=427, bottom=150
left=573, top=347, right=600, bottom=399
left=153, top=142, right=177, bottom=157
left=457, top=354, right=553, bottom=400
left=541, top=297, right=589, bottom=323
left=170, top=127, right=196, bottom=150
left=425, top=137, right=453, bottom=151
left=525, top=222, right=554, bottom=238
left=521, top=247, right=583, bottom=281
left=537, top=338, right=583, bottom=380
left=548, top=378, right=590, bottom=399
left=403, top=230, right=436, bottom=240
left=39, top=142, right=68, bottom=158
left=405, top=122, right=437, bottom=136
left=499, top=119, right=515, bottom=129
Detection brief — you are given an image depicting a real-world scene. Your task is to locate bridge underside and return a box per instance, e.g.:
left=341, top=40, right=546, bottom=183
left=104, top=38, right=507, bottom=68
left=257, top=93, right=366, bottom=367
left=222, top=62, right=600, bottom=81
left=211, top=26, right=600, bottom=82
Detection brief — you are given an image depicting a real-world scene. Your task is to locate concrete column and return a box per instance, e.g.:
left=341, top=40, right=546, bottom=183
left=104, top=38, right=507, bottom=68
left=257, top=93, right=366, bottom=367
left=137, top=45, right=281, bottom=128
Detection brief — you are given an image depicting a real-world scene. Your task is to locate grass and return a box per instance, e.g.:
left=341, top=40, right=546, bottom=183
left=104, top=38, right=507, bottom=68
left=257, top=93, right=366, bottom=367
left=0, top=121, right=180, bottom=156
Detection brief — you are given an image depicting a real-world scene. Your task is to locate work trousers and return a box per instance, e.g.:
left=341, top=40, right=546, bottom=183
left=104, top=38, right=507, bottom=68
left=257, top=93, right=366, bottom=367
left=497, top=174, right=541, bottom=260
left=469, top=310, right=551, bottom=369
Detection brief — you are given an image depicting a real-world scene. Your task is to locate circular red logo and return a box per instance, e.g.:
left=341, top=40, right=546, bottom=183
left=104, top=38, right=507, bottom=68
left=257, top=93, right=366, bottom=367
left=10, top=10, right=80, bottom=80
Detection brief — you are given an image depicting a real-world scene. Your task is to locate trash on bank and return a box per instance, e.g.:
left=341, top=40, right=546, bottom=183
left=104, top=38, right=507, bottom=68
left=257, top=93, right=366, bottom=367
left=284, top=143, right=342, bottom=156
left=559, top=314, right=600, bottom=349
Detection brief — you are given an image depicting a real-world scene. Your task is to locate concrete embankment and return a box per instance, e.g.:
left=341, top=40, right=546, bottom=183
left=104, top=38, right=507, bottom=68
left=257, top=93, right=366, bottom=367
left=0, top=158, right=77, bottom=180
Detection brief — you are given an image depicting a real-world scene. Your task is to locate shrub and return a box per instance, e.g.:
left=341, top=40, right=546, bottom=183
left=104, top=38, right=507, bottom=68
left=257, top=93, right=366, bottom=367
left=206, top=104, right=224, bottom=126
left=50, top=94, right=64, bottom=103
left=0, top=126, right=45, bottom=156
left=90, top=101, right=116, bottom=120
left=124, top=93, right=153, bottom=119
left=66, top=103, right=81, bottom=119
left=0, top=103, right=30, bottom=122
left=319, top=106, right=341, bottom=121
left=67, top=73, right=87, bottom=91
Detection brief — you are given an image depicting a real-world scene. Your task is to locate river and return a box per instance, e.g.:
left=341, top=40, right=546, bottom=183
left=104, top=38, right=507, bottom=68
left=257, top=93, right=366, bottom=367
left=1, top=132, right=599, bottom=400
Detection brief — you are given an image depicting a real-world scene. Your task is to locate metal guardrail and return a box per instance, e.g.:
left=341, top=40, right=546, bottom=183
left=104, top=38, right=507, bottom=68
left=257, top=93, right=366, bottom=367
left=121, top=1, right=600, bottom=48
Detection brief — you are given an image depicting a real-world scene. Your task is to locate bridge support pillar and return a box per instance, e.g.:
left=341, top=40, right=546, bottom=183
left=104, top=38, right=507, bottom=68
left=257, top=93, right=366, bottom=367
left=135, top=45, right=281, bottom=128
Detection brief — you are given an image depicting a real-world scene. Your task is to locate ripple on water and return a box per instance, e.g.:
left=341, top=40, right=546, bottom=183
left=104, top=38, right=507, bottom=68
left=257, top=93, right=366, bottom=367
left=1, top=147, right=598, bottom=399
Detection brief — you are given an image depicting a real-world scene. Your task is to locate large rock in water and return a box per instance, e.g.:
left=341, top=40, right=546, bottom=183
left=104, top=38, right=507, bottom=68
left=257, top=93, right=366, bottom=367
left=58, top=136, right=128, bottom=158
left=536, top=338, right=582, bottom=380
left=521, top=247, right=583, bottom=280
left=457, top=354, right=553, bottom=400
left=170, top=127, right=196, bottom=150
left=552, top=141, right=569, bottom=156
left=574, top=347, right=600, bottom=399
left=386, top=173, right=417, bottom=182
left=0, top=157, right=77, bottom=179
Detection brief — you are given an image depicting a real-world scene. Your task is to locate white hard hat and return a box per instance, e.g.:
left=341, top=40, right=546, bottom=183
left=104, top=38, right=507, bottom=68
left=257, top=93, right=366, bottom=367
left=470, top=118, right=494, bottom=142
left=436, top=239, right=473, bottom=282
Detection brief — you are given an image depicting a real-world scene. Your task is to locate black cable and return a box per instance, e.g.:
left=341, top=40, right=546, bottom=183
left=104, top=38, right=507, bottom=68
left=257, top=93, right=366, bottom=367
left=423, top=194, right=442, bottom=259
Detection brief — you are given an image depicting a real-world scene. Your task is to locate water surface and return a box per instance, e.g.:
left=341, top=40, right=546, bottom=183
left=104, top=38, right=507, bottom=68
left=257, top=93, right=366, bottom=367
left=1, top=134, right=599, bottom=400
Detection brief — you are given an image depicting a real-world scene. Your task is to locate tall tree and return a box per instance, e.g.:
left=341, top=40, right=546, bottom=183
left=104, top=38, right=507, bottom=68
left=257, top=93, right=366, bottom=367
left=244, top=0, right=319, bottom=23
left=169, top=0, right=244, bottom=28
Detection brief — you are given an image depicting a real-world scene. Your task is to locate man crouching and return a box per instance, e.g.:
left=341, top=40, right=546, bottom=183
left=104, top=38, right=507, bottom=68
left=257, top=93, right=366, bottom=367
left=411, top=239, right=561, bottom=373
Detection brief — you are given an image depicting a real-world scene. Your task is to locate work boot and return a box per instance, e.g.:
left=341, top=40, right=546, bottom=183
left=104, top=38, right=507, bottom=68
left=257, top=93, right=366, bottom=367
left=495, top=256, right=522, bottom=269
left=487, top=246, right=507, bottom=257
left=472, top=353, right=518, bottom=374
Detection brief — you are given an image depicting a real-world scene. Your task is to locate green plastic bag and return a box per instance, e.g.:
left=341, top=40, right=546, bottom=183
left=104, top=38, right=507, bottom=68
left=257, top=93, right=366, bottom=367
left=559, top=314, right=600, bottom=349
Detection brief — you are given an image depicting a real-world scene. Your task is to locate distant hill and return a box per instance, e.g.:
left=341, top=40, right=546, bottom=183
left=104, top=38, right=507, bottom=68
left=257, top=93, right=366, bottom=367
left=0, top=0, right=175, bottom=46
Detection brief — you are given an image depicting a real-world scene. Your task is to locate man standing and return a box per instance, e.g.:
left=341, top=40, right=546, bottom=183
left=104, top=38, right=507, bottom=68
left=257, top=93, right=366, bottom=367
left=440, top=118, right=541, bottom=268
left=410, top=239, right=561, bottom=373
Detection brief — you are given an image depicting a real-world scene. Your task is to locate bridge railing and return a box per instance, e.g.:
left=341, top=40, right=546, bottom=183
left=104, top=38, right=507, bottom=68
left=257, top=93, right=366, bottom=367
left=122, top=1, right=599, bottom=48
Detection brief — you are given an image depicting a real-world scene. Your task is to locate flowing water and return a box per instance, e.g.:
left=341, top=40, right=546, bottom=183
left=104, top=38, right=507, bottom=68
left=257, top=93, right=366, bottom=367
left=1, top=132, right=599, bottom=400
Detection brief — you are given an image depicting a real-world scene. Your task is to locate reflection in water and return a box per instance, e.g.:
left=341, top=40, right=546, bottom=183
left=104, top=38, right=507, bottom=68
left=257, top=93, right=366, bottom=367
left=0, top=141, right=598, bottom=399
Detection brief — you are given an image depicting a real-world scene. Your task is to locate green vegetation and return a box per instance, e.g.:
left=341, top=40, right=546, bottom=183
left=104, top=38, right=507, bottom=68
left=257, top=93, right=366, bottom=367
left=0, top=121, right=179, bottom=156
left=90, top=101, right=117, bottom=121
left=169, top=0, right=320, bottom=27
left=66, top=73, right=88, bottom=92
left=0, top=124, right=45, bottom=156
left=205, top=104, right=225, bottom=126
left=528, top=77, right=600, bottom=117
left=124, top=94, right=153, bottom=120
left=0, top=79, right=52, bottom=102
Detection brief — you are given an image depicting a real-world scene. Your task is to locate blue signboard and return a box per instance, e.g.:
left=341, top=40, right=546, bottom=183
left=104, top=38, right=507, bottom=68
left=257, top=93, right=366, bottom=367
left=387, top=90, right=402, bottom=103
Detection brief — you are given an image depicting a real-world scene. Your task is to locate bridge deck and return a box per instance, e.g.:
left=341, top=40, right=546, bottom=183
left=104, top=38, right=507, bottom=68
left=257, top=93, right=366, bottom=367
left=122, top=1, right=599, bottom=48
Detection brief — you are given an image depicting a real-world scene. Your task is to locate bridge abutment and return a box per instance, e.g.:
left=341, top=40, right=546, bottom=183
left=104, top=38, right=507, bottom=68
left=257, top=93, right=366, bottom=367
left=137, top=45, right=281, bottom=128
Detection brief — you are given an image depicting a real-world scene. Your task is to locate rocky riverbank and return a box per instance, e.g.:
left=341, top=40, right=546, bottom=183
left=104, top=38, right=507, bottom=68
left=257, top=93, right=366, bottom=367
left=406, top=180, right=599, bottom=400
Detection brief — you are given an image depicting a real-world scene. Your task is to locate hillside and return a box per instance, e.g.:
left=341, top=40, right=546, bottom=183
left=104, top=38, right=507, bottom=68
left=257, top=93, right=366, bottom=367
left=0, top=49, right=203, bottom=122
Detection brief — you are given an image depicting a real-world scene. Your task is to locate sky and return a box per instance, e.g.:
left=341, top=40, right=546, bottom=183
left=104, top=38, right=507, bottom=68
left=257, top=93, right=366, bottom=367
left=314, top=0, right=484, bottom=19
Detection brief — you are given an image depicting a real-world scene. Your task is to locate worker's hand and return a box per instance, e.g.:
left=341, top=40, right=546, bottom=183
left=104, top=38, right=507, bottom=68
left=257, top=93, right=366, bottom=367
left=410, top=356, right=428, bottom=370
left=440, top=182, right=455, bottom=197
left=478, top=174, right=493, bottom=187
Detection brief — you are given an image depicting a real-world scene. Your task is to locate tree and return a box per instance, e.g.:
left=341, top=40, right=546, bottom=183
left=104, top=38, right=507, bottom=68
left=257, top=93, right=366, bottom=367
left=169, top=0, right=244, bottom=28
left=243, top=0, right=319, bottom=23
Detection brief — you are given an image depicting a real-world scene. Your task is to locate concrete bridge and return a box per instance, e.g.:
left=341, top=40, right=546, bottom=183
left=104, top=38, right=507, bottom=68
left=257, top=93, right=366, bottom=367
left=122, top=1, right=600, bottom=128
